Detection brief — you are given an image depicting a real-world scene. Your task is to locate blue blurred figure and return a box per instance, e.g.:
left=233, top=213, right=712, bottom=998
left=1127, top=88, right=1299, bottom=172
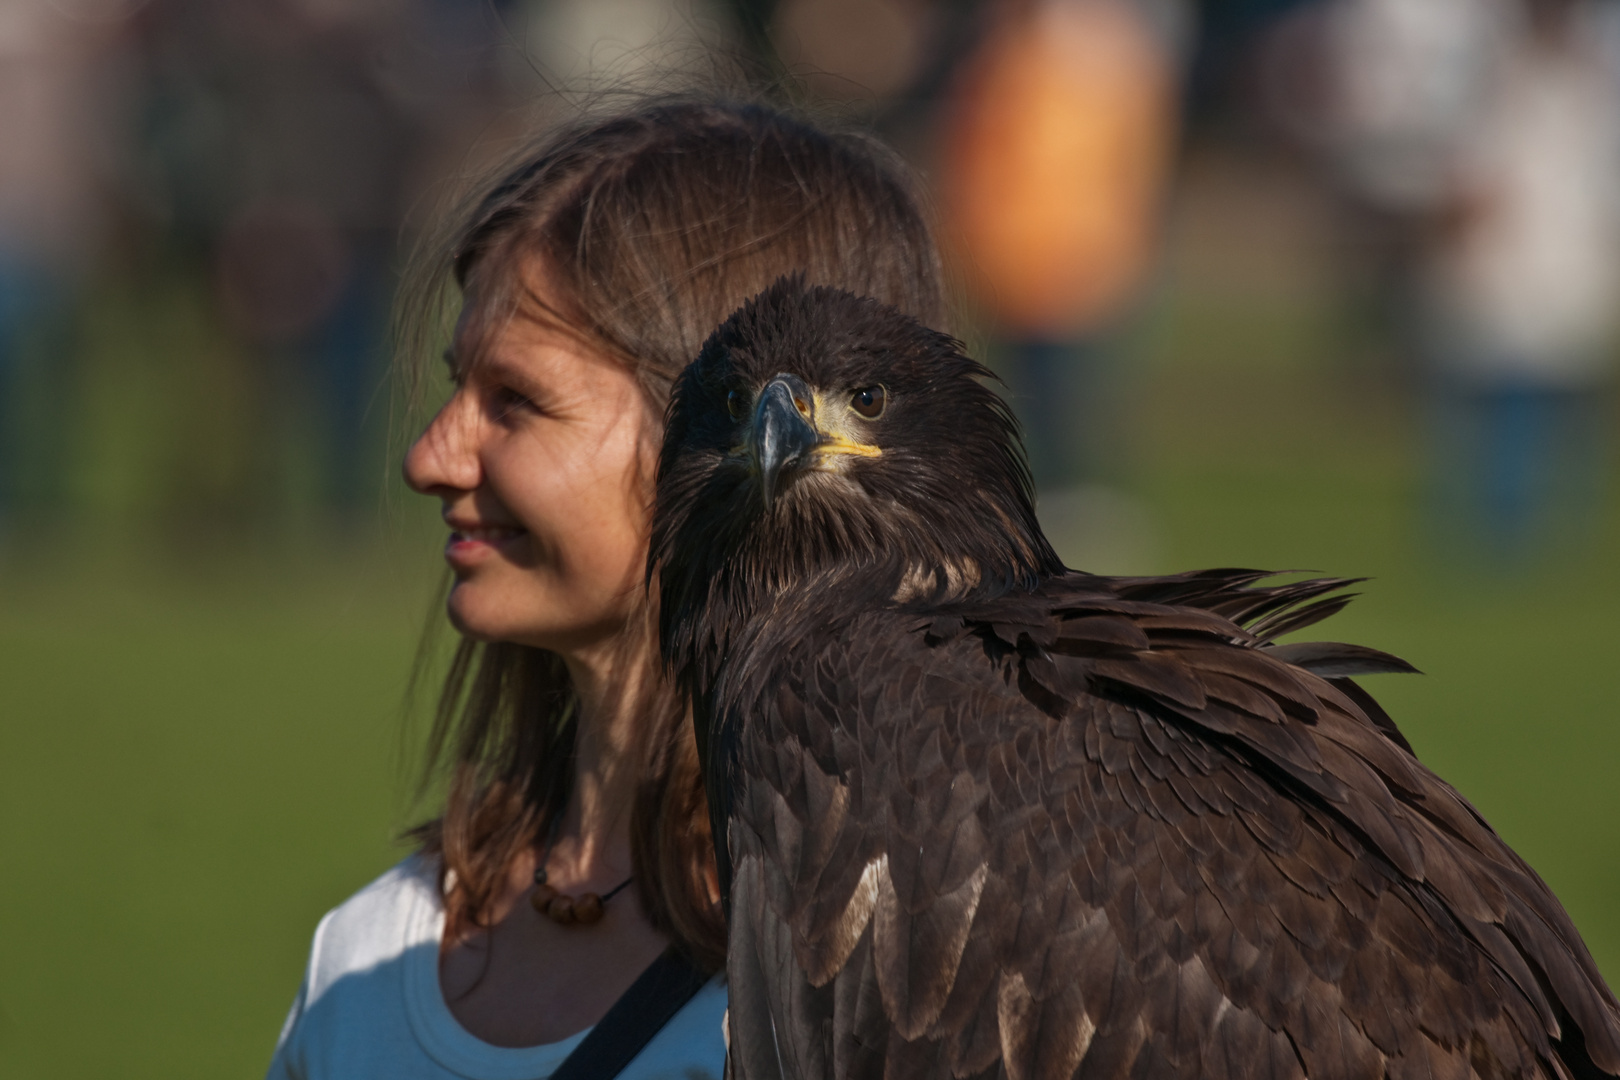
left=0, top=2, right=115, bottom=523
left=1300, top=0, right=1620, bottom=564
left=1415, top=0, right=1620, bottom=561
left=131, top=0, right=469, bottom=519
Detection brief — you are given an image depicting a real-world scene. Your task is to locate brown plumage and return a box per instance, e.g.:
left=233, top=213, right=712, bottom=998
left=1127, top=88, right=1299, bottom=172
left=650, top=278, right=1620, bottom=1080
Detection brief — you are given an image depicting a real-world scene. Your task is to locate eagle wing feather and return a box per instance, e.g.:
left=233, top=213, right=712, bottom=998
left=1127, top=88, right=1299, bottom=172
left=719, top=572, right=1620, bottom=1080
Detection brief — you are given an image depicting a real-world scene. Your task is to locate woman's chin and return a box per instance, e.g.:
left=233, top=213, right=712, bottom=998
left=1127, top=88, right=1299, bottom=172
left=444, top=586, right=571, bottom=651
left=444, top=586, right=521, bottom=644
left=443, top=576, right=637, bottom=655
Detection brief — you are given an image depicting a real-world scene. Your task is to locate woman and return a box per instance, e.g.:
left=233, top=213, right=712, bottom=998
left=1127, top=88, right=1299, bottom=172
left=266, top=99, right=945, bottom=1079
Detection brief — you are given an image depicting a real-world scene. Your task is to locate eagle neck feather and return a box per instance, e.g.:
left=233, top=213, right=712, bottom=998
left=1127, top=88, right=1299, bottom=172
left=662, top=515, right=1051, bottom=737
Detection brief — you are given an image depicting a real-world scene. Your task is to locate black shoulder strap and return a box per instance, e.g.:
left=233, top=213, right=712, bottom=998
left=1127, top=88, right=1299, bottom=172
left=547, top=947, right=712, bottom=1080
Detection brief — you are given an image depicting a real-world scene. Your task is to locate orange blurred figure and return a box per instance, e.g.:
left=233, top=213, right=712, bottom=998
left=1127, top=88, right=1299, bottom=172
left=941, top=0, right=1176, bottom=338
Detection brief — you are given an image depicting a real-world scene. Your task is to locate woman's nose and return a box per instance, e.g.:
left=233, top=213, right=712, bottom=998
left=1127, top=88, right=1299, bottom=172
left=404, top=394, right=482, bottom=495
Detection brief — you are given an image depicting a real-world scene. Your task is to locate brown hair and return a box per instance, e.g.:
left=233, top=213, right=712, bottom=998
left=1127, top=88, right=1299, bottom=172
left=398, top=98, right=945, bottom=973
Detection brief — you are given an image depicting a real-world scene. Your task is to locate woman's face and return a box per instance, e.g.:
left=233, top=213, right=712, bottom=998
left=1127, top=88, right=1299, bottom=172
left=404, top=297, right=659, bottom=657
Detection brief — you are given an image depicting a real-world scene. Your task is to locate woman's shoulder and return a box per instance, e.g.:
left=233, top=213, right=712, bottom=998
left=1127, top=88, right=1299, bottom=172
left=622, top=974, right=729, bottom=1080
left=307, top=854, right=440, bottom=975
left=267, top=855, right=446, bottom=1079
left=303, top=854, right=441, bottom=999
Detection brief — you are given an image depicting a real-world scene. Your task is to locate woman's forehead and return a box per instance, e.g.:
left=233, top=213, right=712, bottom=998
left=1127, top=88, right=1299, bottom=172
left=453, top=311, right=622, bottom=386
left=452, top=260, right=591, bottom=361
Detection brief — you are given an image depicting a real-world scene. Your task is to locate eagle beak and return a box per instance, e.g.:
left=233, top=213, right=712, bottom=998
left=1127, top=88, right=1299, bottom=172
left=752, top=374, right=821, bottom=505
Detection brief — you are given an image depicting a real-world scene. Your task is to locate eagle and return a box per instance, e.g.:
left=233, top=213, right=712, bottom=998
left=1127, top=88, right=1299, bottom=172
left=650, top=278, right=1620, bottom=1080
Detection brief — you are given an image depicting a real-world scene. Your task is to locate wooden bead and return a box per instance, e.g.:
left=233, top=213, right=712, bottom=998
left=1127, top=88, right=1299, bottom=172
left=530, top=883, right=558, bottom=914
left=573, top=894, right=604, bottom=924
left=528, top=852, right=629, bottom=927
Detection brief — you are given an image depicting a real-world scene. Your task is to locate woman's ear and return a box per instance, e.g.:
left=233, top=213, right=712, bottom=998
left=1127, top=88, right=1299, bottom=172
left=631, top=402, right=665, bottom=507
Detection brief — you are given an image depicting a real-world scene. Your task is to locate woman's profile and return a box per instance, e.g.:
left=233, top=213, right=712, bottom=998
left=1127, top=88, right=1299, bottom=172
left=265, top=98, right=945, bottom=1079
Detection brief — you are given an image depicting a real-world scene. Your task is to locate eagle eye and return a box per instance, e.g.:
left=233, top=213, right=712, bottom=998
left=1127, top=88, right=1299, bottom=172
left=726, top=389, right=747, bottom=421
left=850, top=386, right=887, bottom=419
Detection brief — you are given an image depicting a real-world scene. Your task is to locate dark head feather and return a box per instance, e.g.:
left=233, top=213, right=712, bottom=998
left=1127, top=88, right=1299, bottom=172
left=652, top=277, right=1062, bottom=699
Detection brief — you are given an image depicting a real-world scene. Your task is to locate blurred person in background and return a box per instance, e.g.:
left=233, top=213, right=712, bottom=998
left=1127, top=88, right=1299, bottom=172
left=1277, top=0, right=1620, bottom=564
left=0, top=0, right=118, bottom=525
left=125, top=0, right=495, bottom=524
left=1416, top=0, right=1620, bottom=562
left=265, top=99, right=946, bottom=1080
left=1279, top=0, right=1509, bottom=383
left=937, top=0, right=1181, bottom=560
left=519, top=0, right=728, bottom=91
left=1294, top=0, right=1509, bottom=214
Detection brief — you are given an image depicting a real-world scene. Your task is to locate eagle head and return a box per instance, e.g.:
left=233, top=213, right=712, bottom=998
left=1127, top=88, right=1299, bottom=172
left=651, top=277, right=1062, bottom=695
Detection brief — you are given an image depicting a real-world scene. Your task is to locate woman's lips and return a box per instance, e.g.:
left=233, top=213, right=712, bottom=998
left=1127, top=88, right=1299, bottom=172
left=444, top=526, right=526, bottom=568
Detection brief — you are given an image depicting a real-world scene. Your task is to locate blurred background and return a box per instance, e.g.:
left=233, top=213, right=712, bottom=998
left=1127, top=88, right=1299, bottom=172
left=2, top=0, right=1618, bottom=1074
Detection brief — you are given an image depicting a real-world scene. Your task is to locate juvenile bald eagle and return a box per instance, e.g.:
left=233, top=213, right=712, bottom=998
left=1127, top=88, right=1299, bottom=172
left=650, top=279, right=1620, bottom=1080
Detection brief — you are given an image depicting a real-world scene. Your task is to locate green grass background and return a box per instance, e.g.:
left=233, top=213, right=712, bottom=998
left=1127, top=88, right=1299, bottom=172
left=3, top=158, right=1617, bottom=1077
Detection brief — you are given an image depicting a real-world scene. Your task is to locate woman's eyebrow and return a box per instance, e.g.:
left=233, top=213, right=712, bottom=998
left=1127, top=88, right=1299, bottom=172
left=443, top=346, right=553, bottom=402
left=479, top=355, right=555, bottom=401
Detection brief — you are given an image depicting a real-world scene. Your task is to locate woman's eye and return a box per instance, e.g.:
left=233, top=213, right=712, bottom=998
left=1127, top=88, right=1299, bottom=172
left=492, top=386, right=534, bottom=418
left=850, top=385, right=887, bottom=419
left=726, top=389, right=747, bottom=421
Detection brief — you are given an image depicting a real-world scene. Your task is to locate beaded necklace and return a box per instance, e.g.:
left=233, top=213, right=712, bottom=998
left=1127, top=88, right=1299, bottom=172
left=530, top=818, right=633, bottom=925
